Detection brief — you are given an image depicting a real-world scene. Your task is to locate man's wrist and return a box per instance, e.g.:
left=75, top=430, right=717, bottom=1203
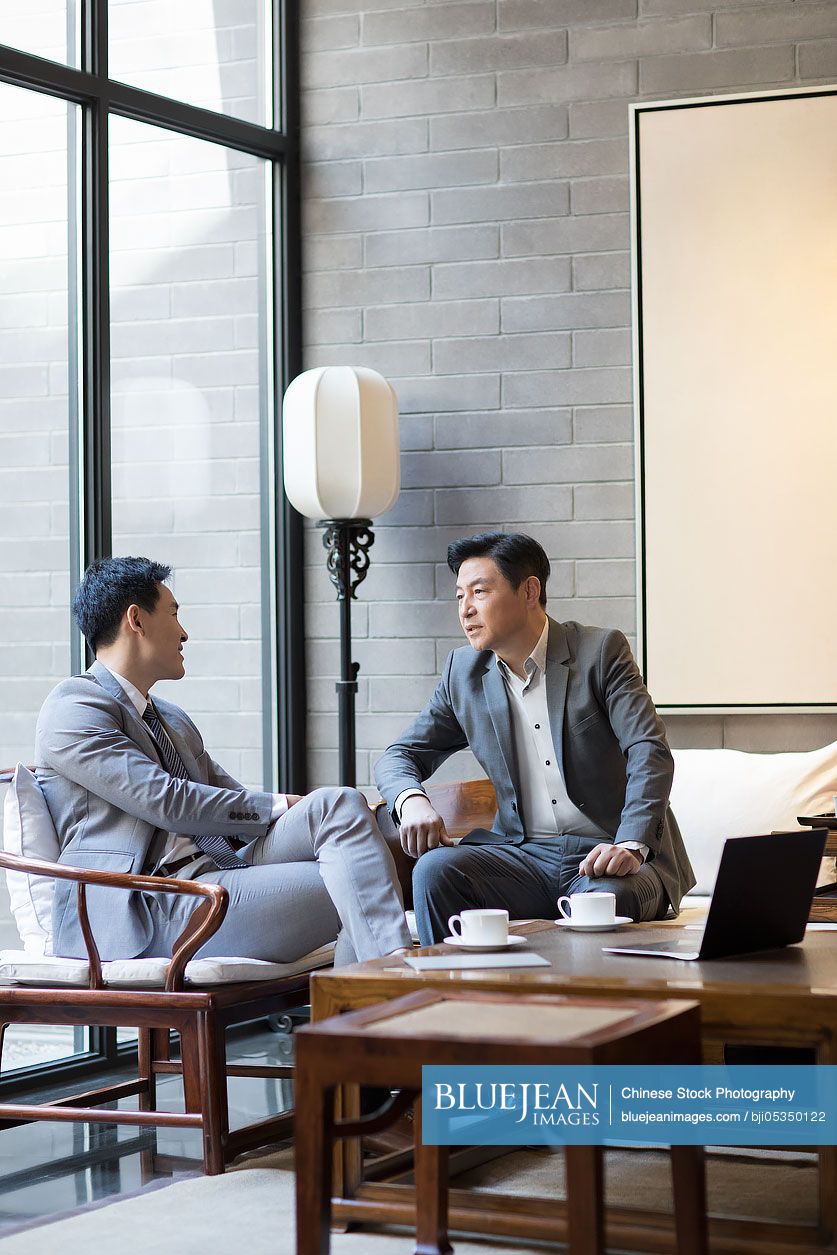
left=619, top=841, right=648, bottom=862
left=395, top=788, right=428, bottom=821
left=270, top=794, right=289, bottom=823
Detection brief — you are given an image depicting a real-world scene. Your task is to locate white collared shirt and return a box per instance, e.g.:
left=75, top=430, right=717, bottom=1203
left=100, top=663, right=146, bottom=719
left=496, top=620, right=602, bottom=841
left=496, top=621, right=647, bottom=856
left=396, top=624, right=647, bottom=858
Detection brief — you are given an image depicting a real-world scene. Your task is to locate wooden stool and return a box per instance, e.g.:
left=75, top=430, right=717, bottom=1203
left=295, top=989, right=708, bottom=1255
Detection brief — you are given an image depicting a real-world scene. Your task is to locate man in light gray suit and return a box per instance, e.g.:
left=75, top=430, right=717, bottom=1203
left=36, top=557, right=411, bottom=965
left=375, top=533, right=695, bottom=946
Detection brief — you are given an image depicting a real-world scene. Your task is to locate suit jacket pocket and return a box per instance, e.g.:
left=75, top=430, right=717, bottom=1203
left=569, top=711, right=604, bottom=733
left=58, top=848, right=137, bottom=875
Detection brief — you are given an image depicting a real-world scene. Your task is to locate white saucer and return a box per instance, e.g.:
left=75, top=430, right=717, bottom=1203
left=553, top=916, right=633, bottom=933
left=442, top=935, right=528, bottom=953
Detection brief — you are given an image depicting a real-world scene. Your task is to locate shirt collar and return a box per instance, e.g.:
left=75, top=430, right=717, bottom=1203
left=496, top=618, right=550, bottom=687
left=98, top=662, right=148, bottom=719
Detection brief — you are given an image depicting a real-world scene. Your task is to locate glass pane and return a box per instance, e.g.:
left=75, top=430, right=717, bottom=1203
left=0, top=0, right=76, bottom=66
left=0, top=84, right=83, bottom=1069
left=109, top=117, right=271, bottom=790
left=108, top=0, right=269, bottom=127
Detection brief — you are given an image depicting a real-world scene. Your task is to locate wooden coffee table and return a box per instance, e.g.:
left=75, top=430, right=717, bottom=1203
left=311, top=918, right=837, bottom=1255
left=297, top=989, right=706, bottom=1255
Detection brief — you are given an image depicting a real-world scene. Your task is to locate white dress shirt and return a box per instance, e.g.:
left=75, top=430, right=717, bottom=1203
left=396, top=622, right=647, bottom=859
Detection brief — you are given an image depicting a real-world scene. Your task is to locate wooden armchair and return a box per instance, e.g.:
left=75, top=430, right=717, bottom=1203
left=373, top=779, right=499, bottom=911
left=0, top=765, right=335, bottom=1174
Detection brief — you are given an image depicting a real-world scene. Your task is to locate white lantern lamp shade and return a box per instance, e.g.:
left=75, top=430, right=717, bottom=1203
left=282, top=366, right=400, bottom=520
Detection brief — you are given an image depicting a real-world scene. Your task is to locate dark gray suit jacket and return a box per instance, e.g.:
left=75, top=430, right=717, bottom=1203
left=34, top=661, right=274, bottom=960
left=375, top=618, right=695, bottom=913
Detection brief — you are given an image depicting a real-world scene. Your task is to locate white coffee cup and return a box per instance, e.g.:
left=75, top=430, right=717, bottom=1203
left=448, top=908, right=509, bottom=945
left=556, top=893, right=617, bottom=925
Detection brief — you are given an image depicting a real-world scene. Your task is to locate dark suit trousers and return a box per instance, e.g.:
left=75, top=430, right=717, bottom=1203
left=412, top=835, right=667, bottom=945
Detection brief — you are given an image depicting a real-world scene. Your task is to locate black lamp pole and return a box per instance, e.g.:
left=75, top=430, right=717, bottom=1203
left=320, top=519, right=374, bottom=787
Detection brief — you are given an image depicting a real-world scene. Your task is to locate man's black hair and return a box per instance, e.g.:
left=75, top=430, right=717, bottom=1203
left=72, top=556, right=173, bottom=652
left=447, top=532, right=550, bottom=607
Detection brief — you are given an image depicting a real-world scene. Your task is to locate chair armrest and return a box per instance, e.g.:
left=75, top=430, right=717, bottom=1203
left=0, top=851, right=228, bottom=993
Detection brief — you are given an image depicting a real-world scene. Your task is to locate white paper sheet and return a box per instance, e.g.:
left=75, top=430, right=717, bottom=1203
left=403, top=952, right=552, bottom=971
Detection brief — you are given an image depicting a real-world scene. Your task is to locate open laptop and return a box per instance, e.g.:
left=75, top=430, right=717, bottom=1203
left=603, top=829, right=827, bottom=961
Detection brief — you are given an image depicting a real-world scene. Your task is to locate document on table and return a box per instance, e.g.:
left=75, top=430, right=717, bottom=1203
left=404, top=952, right=552, bottom=971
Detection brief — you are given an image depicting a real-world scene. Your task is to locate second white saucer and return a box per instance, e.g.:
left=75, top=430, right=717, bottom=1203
left=442, top=934, right=528, bottom=953
left=553, top=916, right=633, bottom=933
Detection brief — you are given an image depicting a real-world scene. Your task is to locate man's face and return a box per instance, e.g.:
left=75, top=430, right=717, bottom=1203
left=456, top=556, right=530, bottom=654
left=138, top=583, right=188, bottom=681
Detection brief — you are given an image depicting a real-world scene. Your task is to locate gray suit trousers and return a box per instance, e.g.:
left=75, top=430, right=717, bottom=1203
left=140, top=787, right=412, bottom=965
left=412, top=836, right=667, bottom=945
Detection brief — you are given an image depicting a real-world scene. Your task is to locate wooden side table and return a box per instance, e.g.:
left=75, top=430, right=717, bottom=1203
left=295, top=989, right=707, bottom=1255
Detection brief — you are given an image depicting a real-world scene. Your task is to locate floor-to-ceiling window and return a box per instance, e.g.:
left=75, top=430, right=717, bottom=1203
left=0, top=0, right=302, bottom=1085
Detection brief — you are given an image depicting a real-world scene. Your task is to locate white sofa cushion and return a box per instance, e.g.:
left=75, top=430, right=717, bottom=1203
left=671, top=742, right=837, bottom=894
left=2, top=764, right=61, bottom=954
left=0, top=943, right=335, bottom=988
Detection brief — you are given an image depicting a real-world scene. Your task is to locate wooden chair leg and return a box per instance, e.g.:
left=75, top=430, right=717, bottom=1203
left=671, top=1145, right=708, bottom=1255
left=413, top=1096, right=453, bottom=1255
left=198, top=1010, right=229, bottom=1175
left=151, top=1026, right=171, bottom=1064
left=565, top=1145, right=605, bottom=1255
left=295, top=1067, right=334, bottom=1255
left=179, top=1019, right=204, bottom=1116
left=137, top=1028, right=157, bottom=1112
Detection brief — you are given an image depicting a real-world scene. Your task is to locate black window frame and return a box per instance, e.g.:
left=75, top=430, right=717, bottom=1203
left=0, top=0, right=305, bottom=1094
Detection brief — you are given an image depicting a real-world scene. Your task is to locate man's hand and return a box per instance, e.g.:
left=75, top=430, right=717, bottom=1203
left=578, top=843, right=642, bottom=878
left=399, top=795, right=453, bottom=858
left=285, top=794, right=304, bottom=808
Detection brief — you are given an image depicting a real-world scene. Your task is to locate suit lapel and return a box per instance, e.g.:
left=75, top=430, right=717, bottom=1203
left=88, top=661, right=166, bottom=769
left=545, top=618, right=571, bottom=782
left=481, top=657, right=519, bottom=799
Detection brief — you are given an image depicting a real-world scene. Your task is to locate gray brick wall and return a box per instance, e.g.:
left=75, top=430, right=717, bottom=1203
left=299, top=0, right=837, bottom=786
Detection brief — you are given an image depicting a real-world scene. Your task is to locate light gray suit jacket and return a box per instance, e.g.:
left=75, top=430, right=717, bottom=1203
left=375, top=619, right=695, bottom=913
left=34, top=661, right=274, bottom=960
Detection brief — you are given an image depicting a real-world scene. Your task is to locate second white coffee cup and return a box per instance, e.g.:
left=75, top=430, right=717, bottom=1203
left=556, top=893, right=617, bottom=925
left=448, top=908, right=509, bottom=945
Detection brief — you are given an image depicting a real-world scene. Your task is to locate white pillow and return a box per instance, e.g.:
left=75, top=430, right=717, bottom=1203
left=671, top=742, right=837, bottom=894
left=2, top=765, right=61, bottom=954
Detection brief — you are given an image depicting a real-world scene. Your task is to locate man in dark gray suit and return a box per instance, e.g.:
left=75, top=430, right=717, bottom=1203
left=375, top=533, right=694, bottom=946
left=36, top=557, right=411, bottom=964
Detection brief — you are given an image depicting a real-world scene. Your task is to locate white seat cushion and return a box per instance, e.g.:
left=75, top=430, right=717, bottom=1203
left=0, top=943, right=335, bottom=988
left=672, top=742, right=837, bottom=894
left=2, top=765, right=61, bottom=954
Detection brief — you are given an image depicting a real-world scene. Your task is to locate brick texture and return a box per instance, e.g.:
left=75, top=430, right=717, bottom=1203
left=292, top=3, right=837, bottom=785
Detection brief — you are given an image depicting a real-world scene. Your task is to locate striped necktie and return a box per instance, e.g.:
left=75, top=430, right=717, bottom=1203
left=142, top=702, right=244, bottom=870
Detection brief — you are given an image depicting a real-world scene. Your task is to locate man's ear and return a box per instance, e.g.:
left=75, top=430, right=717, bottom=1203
left=525, top=576, right=541, bottom=607
left=125, top=603, right=145, bottom=637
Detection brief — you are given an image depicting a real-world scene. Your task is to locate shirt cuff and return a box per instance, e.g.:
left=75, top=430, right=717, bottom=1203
left=395, top=788, right=428, bottom=821
left=270, top=794, right=289, bottom=824
left=619, top=841, right=649, bottom=862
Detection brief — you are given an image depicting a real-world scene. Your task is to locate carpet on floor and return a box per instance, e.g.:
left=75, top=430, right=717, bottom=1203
left=0, top=1143, right=817, bottom=1254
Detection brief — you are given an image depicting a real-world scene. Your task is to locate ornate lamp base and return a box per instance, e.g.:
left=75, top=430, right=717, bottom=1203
left=319, top=519, right=375, bottom=788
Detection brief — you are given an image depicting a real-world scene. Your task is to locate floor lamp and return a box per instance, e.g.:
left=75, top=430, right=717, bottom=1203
left=282, top=366, right=401, bottom=787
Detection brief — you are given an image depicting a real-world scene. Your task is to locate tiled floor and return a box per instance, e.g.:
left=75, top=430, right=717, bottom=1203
left=0, top=1021, right=297, bottom=1235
